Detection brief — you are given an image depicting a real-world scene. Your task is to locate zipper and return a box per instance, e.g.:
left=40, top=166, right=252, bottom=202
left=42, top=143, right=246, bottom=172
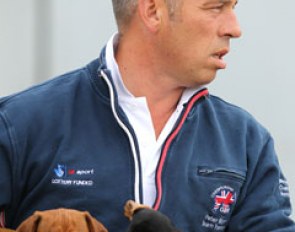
left=198, top=167, right=246, bottom=182
left=153, top=89, right=209, bottom=210
left=100, top=70, right=141, bottom=203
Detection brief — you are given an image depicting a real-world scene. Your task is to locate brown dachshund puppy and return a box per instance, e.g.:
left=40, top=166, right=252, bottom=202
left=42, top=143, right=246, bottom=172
left=124, top=200, right=180, bottom=232
left=15, top=208, right=108, bottom=232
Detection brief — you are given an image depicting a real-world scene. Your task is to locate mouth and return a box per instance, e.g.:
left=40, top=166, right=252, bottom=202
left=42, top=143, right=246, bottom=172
left=213, top=48, right=229, bottom=60
left=211, top=48, right=229, bottom=69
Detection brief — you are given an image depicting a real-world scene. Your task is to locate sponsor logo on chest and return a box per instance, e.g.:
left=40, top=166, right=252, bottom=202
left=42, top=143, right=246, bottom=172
left=51, top=164, right=95, bottom=187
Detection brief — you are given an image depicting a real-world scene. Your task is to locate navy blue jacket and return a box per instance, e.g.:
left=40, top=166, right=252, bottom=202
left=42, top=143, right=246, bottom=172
left=0, top=50, right=294, bottom=231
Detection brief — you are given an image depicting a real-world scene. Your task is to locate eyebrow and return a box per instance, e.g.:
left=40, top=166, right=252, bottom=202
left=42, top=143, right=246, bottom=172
left=220, top=0, right=239, bottom=5
left=202, top=0, right=238, bottom=8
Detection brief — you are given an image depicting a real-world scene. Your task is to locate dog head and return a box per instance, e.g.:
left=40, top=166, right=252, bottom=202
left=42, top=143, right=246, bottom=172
left=16, top=208, right=108, bottom=232
left=124, top=200, right=180, bottom=232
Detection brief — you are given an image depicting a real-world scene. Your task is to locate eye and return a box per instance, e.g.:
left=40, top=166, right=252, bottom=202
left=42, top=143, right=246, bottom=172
left=210, top=4, right=224, bottom=13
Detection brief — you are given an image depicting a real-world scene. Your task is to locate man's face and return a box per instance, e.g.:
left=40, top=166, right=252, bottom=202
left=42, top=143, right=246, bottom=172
left=156, top=0, right=242, bottom=88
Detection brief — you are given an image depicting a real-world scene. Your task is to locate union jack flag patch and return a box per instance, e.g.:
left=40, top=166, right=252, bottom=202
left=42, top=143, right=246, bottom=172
left=211, top=186, right=236, bottom=214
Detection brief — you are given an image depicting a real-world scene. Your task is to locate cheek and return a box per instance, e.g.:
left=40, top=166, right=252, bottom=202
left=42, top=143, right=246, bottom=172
left=184, top=17, right=217, bottom=46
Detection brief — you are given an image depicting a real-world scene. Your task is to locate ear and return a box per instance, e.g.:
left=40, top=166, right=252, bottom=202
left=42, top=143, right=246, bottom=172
left=124, top=200, right=151, bottom=221
left=16, top=212, right=41, bottom=232
left=138, top=0, right=166, bottom=32
left=84, top=212, right=108, bottom=232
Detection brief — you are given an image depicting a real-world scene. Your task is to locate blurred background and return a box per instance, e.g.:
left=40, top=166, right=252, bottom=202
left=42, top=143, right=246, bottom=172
left=0, top=0, right=294, bottom=219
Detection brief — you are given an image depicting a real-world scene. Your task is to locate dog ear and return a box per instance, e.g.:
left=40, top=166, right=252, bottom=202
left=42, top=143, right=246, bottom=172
left=16, top=212, right=41, bottom=232
left=84, top=212, right=108, bottom=232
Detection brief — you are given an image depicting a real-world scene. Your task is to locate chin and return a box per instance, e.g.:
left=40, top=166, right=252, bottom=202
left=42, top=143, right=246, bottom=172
left=194, top=74, right=217, bottom=87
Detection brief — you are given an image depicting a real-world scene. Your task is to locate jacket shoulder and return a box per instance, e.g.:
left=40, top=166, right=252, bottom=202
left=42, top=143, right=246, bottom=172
left=1, top=68, right=87, bottom=108
left=205, top=94, right=270, bottom=141
left=207, top=95, right=252, bottom=117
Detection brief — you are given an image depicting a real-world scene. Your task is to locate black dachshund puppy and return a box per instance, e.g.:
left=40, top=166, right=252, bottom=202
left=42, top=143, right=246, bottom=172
left=124, top=200, right=180, bottom=232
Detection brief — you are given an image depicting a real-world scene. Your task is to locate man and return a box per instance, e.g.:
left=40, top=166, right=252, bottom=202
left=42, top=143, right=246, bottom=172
left=0, top=0, right=294, bottom=231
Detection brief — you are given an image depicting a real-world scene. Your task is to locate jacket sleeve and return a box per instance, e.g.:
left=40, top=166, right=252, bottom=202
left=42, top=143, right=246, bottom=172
left=0, top=112, right=13, bottom=227
left=227, top=135, right=295, bottom=231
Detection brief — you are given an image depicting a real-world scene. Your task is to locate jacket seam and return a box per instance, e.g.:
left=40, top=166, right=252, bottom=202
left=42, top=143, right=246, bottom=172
left=0, top=111, right=19, bottom=227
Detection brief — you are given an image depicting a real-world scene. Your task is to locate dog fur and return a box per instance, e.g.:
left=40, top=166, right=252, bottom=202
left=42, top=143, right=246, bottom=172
left=15, top=208, right=107, bottom=232
left=124, top=200, right=180, bottom=232
left=1, top=201, right=179, bottom=232
left=0, top=228, right=15, bottom=232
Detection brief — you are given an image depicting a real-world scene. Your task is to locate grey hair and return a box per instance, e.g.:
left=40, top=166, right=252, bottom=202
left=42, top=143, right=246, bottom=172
left=111, top=0, right=181, bottom=30
left=111, top=0, right=138, bottom=30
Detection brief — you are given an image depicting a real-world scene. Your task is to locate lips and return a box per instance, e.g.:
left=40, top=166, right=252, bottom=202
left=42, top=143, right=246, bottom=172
left=214, top=48, right=229, bottom=59
left=211, top=48, right=229, bottom=69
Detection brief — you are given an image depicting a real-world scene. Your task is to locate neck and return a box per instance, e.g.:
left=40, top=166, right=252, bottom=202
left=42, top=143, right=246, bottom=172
left=115, top=32, right=184, bottom=138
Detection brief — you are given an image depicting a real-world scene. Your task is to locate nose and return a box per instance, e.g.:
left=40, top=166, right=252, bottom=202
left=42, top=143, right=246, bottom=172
left=219, top=10, right=242, bottom=38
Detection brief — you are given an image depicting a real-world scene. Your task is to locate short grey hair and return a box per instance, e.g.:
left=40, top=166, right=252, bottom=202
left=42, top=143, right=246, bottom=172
left=111, top=0, right=181, bottom=30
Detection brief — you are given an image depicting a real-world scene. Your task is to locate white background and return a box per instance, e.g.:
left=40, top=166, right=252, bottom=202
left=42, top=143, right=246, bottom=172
left=0, top=0, right=294, bottom=220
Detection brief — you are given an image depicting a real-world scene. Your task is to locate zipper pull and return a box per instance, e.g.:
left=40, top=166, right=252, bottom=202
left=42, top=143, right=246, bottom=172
left=198, top=168, right=213, bottom=175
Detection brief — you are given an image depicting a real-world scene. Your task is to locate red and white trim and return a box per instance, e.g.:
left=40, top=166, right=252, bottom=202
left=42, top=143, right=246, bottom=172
left=154, top=89, right=209, bottom=210
left=0, top=210, right=5, bottom=228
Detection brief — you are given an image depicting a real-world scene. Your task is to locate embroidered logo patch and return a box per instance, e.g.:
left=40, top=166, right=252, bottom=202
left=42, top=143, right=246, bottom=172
left=202, top=186, right=237, bottom=231
left=279, top=179, right=290, bottom=197
left=54, top=164, right=66, bottom=178
left=51, top=164, right=95, bottom=187
left=212, top=187, right=236, bottom=214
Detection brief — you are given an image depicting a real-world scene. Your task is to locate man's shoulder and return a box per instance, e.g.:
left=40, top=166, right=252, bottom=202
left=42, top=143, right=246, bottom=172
left=0, top=63, right=97, bottom=111
left=0, top=62, right=101, bottom=130
left=205, top=94, right=268, bottom=134
left=207, top=94, right=252, bottom=117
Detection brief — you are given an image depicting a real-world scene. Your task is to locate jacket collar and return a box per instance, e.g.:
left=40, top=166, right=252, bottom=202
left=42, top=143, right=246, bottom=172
left=87, top=47, right=116, bottom=101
